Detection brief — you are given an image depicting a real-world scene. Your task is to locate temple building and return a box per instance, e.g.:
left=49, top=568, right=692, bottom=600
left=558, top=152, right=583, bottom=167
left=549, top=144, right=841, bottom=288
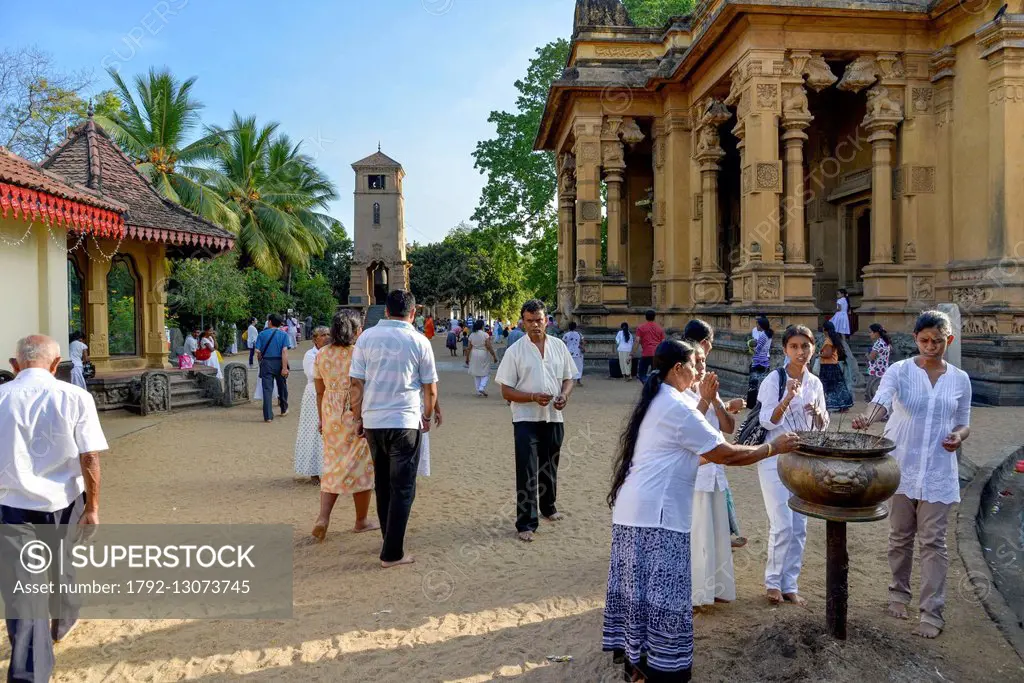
left=536, top=0, right=1024, bottom=404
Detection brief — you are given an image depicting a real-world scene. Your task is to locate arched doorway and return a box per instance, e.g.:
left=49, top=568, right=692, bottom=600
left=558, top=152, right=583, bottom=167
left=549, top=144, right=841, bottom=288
left=107, top=255, right=140, bottom=356
left=368, top=262, right=389, bottom=305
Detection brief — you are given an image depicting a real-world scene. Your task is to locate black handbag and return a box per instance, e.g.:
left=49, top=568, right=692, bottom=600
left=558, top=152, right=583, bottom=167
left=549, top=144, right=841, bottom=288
left=82, top=362, right=96, bottom=380
left=735, top=367, right=788, bottom=446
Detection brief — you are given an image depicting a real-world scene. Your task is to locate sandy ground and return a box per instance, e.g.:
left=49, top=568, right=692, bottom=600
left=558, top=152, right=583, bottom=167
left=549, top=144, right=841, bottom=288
left=9, top=336, right=1024, bottom=682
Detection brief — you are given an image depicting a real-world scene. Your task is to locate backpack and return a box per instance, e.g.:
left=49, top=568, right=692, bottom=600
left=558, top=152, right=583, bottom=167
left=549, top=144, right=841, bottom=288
left=735, top=367, right=789, bottom=446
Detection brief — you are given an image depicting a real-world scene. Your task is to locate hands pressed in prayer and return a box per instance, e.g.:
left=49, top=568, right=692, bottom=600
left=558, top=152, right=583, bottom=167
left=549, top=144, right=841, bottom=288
left=699, top=373, right=719, bottom=402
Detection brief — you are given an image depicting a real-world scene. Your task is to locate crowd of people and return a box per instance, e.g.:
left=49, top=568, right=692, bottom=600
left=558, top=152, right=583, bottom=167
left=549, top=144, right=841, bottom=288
left=2, top=287, right=974, bottom=681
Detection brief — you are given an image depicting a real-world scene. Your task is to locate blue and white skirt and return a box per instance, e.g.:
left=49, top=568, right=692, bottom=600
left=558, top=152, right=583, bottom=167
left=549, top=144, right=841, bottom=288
left=602, top=524, right=693, bottom=675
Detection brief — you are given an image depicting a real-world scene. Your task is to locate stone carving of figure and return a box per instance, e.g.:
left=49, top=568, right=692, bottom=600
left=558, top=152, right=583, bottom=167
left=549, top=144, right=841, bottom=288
left=620, top=117, right=645, bottom=145
left=803, top=53, right=838, bottom=92
left=696, top=125, right=720, bottom=157
left=865, top=86, right=903, bottom=120
left=559, top=153, right=577, bottom=196
left=838, top=55, right=880, bottom=93
left=574, top=0, right=633, bottom=30
left=782, top=85, right=810, bottom=118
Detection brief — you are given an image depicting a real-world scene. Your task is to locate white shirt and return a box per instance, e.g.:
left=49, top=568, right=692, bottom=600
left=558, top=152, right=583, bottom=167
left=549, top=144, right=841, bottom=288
left=872, top=359, right=971, bottom=504
left=757, top=366, right=829, bottom=474
left=615, top=331, right=634, bottom=353
left=0, top=368, right=108, bottom=512
left=495, top=334, right=574, bottom=423
left=612, top=385, right=725, bottom=533
left=350, top=319, right=438, bottom=430
left=682, top=388, right=730, bottom=493
left=184, top=335, right=198, bottom=355
left=302, top=347, right=320, bottom=382
left=247, top=325, right=259, bottom=349
left=69, top=340, right=88, bottom=369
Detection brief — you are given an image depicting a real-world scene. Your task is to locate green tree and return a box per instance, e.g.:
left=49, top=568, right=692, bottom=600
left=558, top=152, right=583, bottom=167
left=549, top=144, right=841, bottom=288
left=471, top=39, right=570, bottom=240
left=308, top=221, right=353, bottom=303
left=95, top=68, right=237, bottom=230
left=245, top=268, right=293, bottom=320
left=622, top=0, right=695, bottom=26
left=167, top=253, right=250, bottom=327
left=209, top=114, right=337, bottom=278
left=293, top=271, right=338, bottom=326
left=523, top=220, right=558, bottom=306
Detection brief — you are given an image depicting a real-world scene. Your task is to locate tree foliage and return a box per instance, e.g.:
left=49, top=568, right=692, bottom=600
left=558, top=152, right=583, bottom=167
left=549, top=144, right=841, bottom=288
left=245, top=268, right=293, bottom=320
left=293, top=271, right=338, bottom=326
left=471, top=39, right=570, bottom=240
left=622, top=0, right=695, bottom=26
left=167, top=252, right=250, bottom=326
left=308, top=221, right=353, bottom=303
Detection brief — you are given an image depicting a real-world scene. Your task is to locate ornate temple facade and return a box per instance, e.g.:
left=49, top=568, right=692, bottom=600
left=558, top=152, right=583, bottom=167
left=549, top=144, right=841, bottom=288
left=537, top=0, right=1024, bottom=404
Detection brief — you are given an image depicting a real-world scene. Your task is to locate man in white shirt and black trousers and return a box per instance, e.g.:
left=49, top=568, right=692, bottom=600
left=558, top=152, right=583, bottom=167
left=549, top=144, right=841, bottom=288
left=0, top=335, right=106, bottom=682
left=350, top=290, right=438, bottom=568
left=496, top=299, right=575, bottom=542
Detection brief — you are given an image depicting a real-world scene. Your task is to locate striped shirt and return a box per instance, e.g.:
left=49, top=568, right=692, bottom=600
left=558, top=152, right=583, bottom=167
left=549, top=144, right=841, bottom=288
left=751, top=329, right=771, bottom=367
left=872, top=359, right=971, bottom=504
left=350, top=319, right=438, bottom=430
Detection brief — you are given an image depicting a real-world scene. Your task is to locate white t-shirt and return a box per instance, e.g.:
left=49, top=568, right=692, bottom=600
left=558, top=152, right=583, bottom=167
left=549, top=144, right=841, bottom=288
left=247, top=325, right=259, bottom=349
left=612, top=384, right=725, bottom=533
left=0, top=368, right=109, bottom=511
left=302, top=347, right=320, bottom=382
left=495, top=334, right=574, bottom=423
left=757, top=366, right=828, bottom=475
left=615, top=331, right=634, bottom=353
left=682, top=388, right=730, bottom=493
left=69, top=340, right=88, bottom=369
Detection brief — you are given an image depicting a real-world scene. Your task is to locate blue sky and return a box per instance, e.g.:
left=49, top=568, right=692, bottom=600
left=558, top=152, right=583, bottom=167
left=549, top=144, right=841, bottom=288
left=1, top=0, right=576, bottom=244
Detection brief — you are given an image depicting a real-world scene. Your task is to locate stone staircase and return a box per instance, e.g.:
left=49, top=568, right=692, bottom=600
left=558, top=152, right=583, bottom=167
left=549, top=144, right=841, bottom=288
left=365, top=304, right=387, bottom=328
left=169, top=370, right=218, bottom=411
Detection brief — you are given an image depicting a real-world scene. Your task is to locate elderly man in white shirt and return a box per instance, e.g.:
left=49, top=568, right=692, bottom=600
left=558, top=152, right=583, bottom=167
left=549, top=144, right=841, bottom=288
left=350, top=290, right=438, bottom=569
left=0, top=335, right=106, bottom=681
left=246, top=317, right=260, bottom=367
left=495, top=299, right=575, bottom=542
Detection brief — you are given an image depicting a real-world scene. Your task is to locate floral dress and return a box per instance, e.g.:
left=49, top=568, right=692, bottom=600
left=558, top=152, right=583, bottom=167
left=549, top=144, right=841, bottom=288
left=314, top=344, right=374, bottom=495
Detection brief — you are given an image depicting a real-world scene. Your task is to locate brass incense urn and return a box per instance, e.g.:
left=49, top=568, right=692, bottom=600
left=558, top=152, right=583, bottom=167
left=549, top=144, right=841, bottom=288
left=778, top=431, right=900, bottom=523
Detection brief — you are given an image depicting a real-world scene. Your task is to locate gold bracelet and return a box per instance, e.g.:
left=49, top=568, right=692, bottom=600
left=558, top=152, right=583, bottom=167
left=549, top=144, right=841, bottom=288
left=766, top=443, right=773, bottom=458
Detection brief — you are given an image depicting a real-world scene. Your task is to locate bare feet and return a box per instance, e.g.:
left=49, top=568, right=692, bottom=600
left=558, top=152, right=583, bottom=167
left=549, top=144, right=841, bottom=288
left=544, top=512, right=565, bottom=522
left=766, top=589, right=783, bottom=605
left=353, top=519, right=380, bottom=534
left=714, top=597, right=731, bottom=604
left=731, top=536, right=747, bottom=549
left=913, top=622, right=941, bottom=638
left=783, top=592, right=807, bottom=606
left=517, top=531, right=535, bottom=542
left=887, top=601, right=909, bottom=620
left=381, top=554, right=415, bottom=568
left=310, top=476, right=320, bottom=485
left=311, top=520, right=328, bottom=543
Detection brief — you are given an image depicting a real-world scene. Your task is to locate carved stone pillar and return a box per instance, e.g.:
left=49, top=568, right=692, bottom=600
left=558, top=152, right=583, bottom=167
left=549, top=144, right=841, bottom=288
left=863, top=92, right=902, bottom=265
left=601, top=116, right=626, bottom=277
left=930, top=46, right=956, bottom=268
left=85, top=247, right=112, bottom=372
left=556, top=152, right=577, bottom=322
left=693, top=99, right=730, bottom=306
left=781, top=85, right=812, bottom=264
left=573, top=117, right=605, bottom=317
left=145, top=244, right=169, bottom=369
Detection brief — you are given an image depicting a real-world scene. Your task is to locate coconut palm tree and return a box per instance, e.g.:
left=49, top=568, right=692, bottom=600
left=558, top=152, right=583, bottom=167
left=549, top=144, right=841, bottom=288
left=207, top=114, right=337, bottom=278
left=94, top=68, right=238, bottom=231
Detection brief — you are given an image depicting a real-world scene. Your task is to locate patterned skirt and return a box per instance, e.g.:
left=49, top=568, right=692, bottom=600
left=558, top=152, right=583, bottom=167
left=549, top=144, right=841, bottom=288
left=602, top=524, right=693, bottom=675
left=747, top=364, right=770, bottom=408
left=820, top=363, right=854, bottom=411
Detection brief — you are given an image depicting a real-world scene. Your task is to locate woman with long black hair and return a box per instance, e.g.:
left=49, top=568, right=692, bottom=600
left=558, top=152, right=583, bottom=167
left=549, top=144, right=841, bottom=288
left=819, top=320, right=854, bottom=411
left=615, top=322, right=634, bottom=381
left=746, top=316, right=774, bottom=408
left=602, top=339, right=799, bottom=682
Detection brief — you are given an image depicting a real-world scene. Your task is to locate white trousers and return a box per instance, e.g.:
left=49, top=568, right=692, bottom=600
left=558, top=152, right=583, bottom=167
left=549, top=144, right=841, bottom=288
left=572, top=356, right=583, bottom=380
left=758, top=457, right=807, bottom=593
left=691, top=485, right=736, bottom=605
left=70, top=366, right=87, bottom=389
left=474, top=375, right=490, bottom=393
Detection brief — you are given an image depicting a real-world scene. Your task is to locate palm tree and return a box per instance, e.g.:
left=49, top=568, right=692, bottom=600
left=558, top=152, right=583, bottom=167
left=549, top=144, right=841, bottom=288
left=207, top=114, right=337, bottom=278
left=94, top=68, right=238, bottom=231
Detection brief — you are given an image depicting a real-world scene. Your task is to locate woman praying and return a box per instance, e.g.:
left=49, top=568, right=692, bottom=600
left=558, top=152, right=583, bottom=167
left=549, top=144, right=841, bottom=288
left=852, top=310, right=971, bottom=639
left=467, top=319, right=497, bottom=397
left=294, top=326, right=330, bottom=482
left=311, top=309, right=377, bottom=541
left=757, top=324, right=828, bottom=606
left=602, top=339, right=798, bottom=682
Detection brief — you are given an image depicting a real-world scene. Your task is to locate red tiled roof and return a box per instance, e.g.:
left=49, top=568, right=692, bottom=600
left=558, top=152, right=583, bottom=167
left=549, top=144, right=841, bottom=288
left=42, top=116, right=235, bottom=252
left=0, top=147, right=126, bottom=238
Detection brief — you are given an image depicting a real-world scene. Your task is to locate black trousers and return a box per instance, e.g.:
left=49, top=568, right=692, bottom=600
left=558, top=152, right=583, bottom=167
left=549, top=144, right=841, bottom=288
left=638, top=356, right=654, bottom=382
left=513, top=421, right=564, bottom=532
left=248, top=346, right=256, bottom=366
left=0, top=495, right=83, bottom=683
left=259, top=358, right=289, bottom=421
left=365, top=428, right=421, bottom=562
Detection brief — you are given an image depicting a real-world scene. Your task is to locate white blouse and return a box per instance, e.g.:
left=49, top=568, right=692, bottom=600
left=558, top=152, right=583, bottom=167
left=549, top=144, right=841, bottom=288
left=682, top=388, right=730, bottom=493
left=612, top=385, right=725, bottom=533
left=872, top=359, right=971, bottom=504
left=757, top=366, right=829, bottom=475
left=615, top=331, right=634, bottom=353
left=302, top=347, right=320, bottom=382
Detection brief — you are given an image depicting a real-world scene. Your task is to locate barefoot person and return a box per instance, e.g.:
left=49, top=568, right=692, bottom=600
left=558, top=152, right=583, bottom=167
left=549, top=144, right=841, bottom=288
left=295, top=326, right=330, bottom=483
left=312, top=311, right=378, bottom=541
left=0, top=336, right=106, bottom=680
left=495, top=299, right=575, bottom=542
left=852, top=310, right=971, bottom=639
left=350, top=290, right=438, bottom=568
left=467, top=319, right=497, bottom=397
left=757, top=324, right=828, bottom=606
left=603, top=339, right=799, bottom=682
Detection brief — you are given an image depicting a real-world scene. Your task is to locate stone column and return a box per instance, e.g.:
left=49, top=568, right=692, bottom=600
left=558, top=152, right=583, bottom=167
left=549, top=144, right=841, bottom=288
left=930, top=46, right=956, bottom=268
left=655, top=109, right=691, bottom=318
left=601, top=116, right=628, bottom=310
left=693, top=99, right=730, bottom=306
left=85, top=248, right=112, bottom=372
left=556, top=152, right=577, bottom=322
left=780, top=87, right=812, bottom=264
left=145, top=244, right=169, bottom=369
left=573, top=117, right=605, bottom=318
